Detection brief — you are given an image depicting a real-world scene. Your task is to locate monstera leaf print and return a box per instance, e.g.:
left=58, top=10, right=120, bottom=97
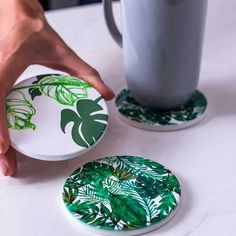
left=7, top=74, right=94, bottom=131
left=6, top=91, right=36, bottom=130
left=28, top=74, right=92, bottom=105
left=61, top=98, right=108, bottom=148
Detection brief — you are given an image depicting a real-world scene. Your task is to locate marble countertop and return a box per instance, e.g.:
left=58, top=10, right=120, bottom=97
left=1, top=0, right=236, bottom=235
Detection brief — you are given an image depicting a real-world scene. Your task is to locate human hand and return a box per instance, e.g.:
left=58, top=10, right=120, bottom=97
left=0, top=0, right=115, bottom=176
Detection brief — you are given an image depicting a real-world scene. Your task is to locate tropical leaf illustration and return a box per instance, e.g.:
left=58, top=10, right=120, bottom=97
left=70, top=162, right=114, bottom=185
left=109, top=193, right=147, bottom=227
left=113, top=166, right=134, bottom=181
left=28, top=74, right=92, bottom=105
left=114, top=156, right=168, bottom=181
left=6, top=91, right=36, bottom=130
left=8, top=74, right=93, bottom=131
left=135, top=174, right=169, bottom=199
left=69, top=200, right=99, bottom=221
left=76, top=185, right=110, bottom=205
left=61, top=98, right=108, bottom=148
left=164, top=174, right=181, bottom=195
left=63, top=156, right=181, bottom=231
left=157, top=192, right=177, bottom=218
left=63, top=186, right=78, bottom=204
left=115, top=89, right=207, bottom=126
left=120, top=180, right=159, bottom=224
left=102, top=178, right=129, bottom=196
left=28, top=74, right=50, bottom=100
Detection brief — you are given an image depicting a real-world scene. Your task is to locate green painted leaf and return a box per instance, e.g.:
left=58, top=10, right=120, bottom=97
left=115, top=156, right=167, bottom=181
left=38, top=74, right=91, bottom=105
left=63, top=186, right=78, bottom=204
left=113, top=166, right=134, bottom=181
left=157, top=192, right=177, bottom=217
left=61, top=99, right=108, bottom=148
left=28, top=74, right=49, bottom=100
left=110, top=194, right=147, bottom=227
left=165, top=174, right=181, bottom=195
left=101, top=204, right=111, bottom=218
left=90, top=217, right=107, bottom=226
left=80, top=213, right=97, bottom=222
left=6, top=91, right=36, bottom=130
left=102, top=178, right=129, bottom=196
left=120, top=181, right=159, bottom=222
left=77, top=185, right=109, bottom=205
left=69, top=201, right=99, bottom=215
left=135, top=175, right=168, bottom=199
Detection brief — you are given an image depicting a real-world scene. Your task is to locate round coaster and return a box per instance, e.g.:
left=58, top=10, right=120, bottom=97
left=6, top=74, right=108, bottom=161
left=62, top=156, right=181, bottom=236
left=115, top=89, right=207, bottom=131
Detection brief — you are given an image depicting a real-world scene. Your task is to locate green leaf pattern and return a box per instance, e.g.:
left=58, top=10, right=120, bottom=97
left=60, top=98, right=108, bottom=148
left=63, top=156, right=181, bottom=231
left=115, top=89, right=207, bottom=126
left=37, top=74, right=92, bottom=106
left=6, top=91, right=36, bottom=130
left=6, top=74, right=106, bottom=148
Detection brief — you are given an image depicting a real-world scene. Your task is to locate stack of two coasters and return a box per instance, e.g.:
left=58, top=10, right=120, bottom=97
left=7, top=74, right=108, bottom=161
left=7, top=74, right=181, bottom=235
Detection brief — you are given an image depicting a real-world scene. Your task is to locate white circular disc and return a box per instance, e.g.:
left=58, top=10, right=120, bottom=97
left=7, top=74, right=108, bottom=161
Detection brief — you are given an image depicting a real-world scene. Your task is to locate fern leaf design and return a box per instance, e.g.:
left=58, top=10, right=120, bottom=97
left=115, top=156, right=167, bottom=181
left=120, top=181, right=159, bottom=224
left=77, top=185, right=110, bottom=205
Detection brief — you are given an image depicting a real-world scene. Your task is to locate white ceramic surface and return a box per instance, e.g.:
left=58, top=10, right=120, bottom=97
left=7, top=74, right=108, bottom=161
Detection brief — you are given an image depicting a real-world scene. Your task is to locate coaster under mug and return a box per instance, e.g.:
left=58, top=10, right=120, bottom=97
left=115, top=89, right=207, bottom=131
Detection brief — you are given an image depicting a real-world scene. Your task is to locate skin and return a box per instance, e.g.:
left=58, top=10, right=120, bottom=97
left=0, top=0, right=115, bottom=176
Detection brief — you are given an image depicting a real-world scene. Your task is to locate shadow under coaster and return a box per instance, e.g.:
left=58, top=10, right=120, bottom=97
left=115, top=89, right=208, bottom=131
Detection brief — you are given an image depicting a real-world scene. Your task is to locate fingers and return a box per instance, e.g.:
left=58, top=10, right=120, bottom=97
left=0, top=147, right=17, bottom=176
left=42, top=34, right=115, bottom=100
left=0, top=96, right=10, bottom=155
left=48, top=60, right=115, bottom=101
left=0, top=55, right=28, bottom=176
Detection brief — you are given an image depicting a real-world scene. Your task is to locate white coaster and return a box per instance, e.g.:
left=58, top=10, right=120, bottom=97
left=62, top=156, right=181, bottom=236
left=115, top=89, right=208, bottom=131
left=6, top=74, right=108, bottom=161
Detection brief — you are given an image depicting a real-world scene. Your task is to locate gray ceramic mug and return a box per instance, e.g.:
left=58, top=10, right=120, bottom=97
left=103, top=0, right=208, bottom=110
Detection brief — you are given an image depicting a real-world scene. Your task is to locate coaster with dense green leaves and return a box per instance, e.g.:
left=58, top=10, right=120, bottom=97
left=7, top=74, right=108, bottom=161
left=63, top=156, right=181, bottom=236
left=115, top=89, right=207, bottom=131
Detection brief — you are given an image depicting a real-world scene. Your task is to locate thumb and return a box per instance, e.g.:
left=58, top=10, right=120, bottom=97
left=0, top=95, right=17, bottom=176
left=0, top=56, right=27, bottom=175
left=0, top=95, right=10, bottom=154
